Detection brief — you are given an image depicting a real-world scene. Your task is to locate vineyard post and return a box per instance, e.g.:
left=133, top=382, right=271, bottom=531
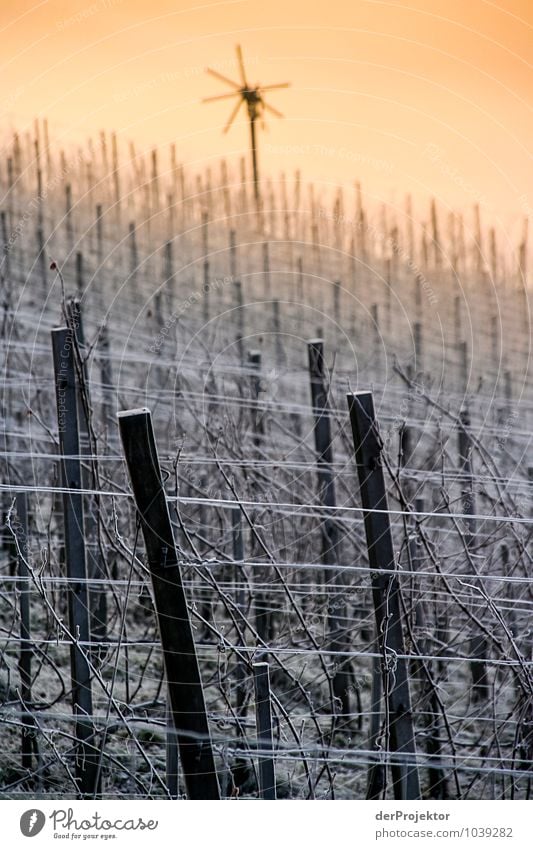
left=118, top=408, right=220, bottom=800
left=454, top=295, right=461, bottom=346
left=75, top=251, right=84, bottom=298
left=166, top=701, right=179, bottom=799
left=100, top=322, right=113, bottom=439
left=164, top=239, right=174, bottom=316
left=297, top=256, right=304, bottom=303
left=232, top=507, right=254, bottom=792
left=458, top=406, right=489, bottom=701
left=414, top=321, right=423, bottom=374
left=370, top=303, right=380, bottom=376
left=333, top=279, right=341, bottom=329
left=411, top=497, right=448, bottom=798
left=232, top=507, right=247, bottom=715
left=1, top=210, right=11, bottom=282
left=248, top=351, right=270, bottom=642
left=253, top=662, right=276, bottom=799
left=248, top=350, right=265, bottom=449
left=385, top=260, right=392, bottom=333
left=15, top=491, right=37, bottom=770
left=307, top=339, right=352, bottom=717
left=347, top=390, right=420, bottom=800
left=234, top=280, right=244, bottom=364
left=128, top=222, right=138, bottom=295
left=37, top=227, right=46, bottom=291
left=52, top=326, right=99, bottom=797
left=262, top=240, right=271, bottom=300
left=459, top=340, right=468, bottom=392
left=272, top=299, right=284, bottom=365
left=66, top=298, right=107, bottom=646
left=202, top=210, right=210, bottom=324
left=229, top=228, right=238, bottom=280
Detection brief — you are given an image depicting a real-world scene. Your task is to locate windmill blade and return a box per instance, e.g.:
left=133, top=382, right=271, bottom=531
left=235, top=44, right=247, bottom=87
left=206, top=67, right=241, bottom=89
left=263, top=101, right=284, bottom=119
left=259, top=82, right=290, bottom=91
left=223, top=98, right=243, bottom=134
left=202, top=92, right=241, bottom=103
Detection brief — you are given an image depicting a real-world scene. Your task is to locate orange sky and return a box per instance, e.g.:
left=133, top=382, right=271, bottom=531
left=1, top=0, right=531, bottom=238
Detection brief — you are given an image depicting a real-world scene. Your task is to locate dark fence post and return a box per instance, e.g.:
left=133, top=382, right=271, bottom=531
left=307, top=339, right=352, bottom=719
left=253, top=661, right=276, bottom=799
left=347, top=390, right=420, bottom=800
left=52, top=326, right=99, bottom=797
left=458, top=406, right=488, bottom=702
left=118, top=408, right=220, bottom=800
left=202, top=210, right=210, bottom=324
left=233, top=508, right=247, bottom=715
left=247, top=351, right=271, bottom=643
left=15, top=491, right=38, bottom=771
left=66, top=298, right=107, bottom=648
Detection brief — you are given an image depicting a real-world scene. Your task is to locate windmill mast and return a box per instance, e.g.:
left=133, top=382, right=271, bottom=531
left=249, top=97, right=259, bottom=202
left=203, top=45, right=289, bottom=207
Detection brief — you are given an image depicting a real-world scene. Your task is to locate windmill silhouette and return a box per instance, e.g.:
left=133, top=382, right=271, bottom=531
left=203, top=45, right=290, bottom=203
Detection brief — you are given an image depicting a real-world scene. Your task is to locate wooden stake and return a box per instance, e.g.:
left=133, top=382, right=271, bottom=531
left=52, top=326, right=99, bottom=797
left=347, top=390, right=420, bottom=800
left=458, top=407, right=489, bottom=702
left=65, top=299, right=107, bottom=647
left=308, top=339, right=352, bottom=717
left=118, top=408, right=220, bottom=799
left=253, top=662, right=276, bottom=799
left=15, top=492, right=38, bottom=770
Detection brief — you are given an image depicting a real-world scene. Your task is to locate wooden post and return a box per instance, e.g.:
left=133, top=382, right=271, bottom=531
left=66, top=299, right=107, bottom=647
left=459, top=340, right=468, bottom=392
left=491, top=314, right=499, bottom=366
left=385, top=259, right=392, bottom=333
left=37, top=227, right=47, bottom=291
left=15, top=492, right=37, bottom=770
left=111, top=132, right=121, bottom=224
left=262, top=240, right=271, bottom=300
left=253, top=662, right=276, bottom=799
left=65, top=184, right=74, bottom=258
left=166, top=700, right=179, bottom=798
left=458, top=407, right=489, bottom=702
left=118, top=408, right=220, bottom=800
left=232, top=508, right=247, bottom=716
left=347, top=391, right=420, bottom=800
left=128, top=222, right=138, bottom=293
left=164, top=239, right=174, bottom=315
left=410, top=498, right=448, bottom=798
left=95, top=204, right=103, bottom=266
left=1, top=210, right=11, bottom=282
left=52, top=326, right=99, bottom=797
left=202, top=210, right=210, bottom=324
left=231, top=507, right=253, bottom=793
left=75, top=251, right=84, bottom=298
left=297, top=256, right=304, bottom=303
left=307, top=339, right=352, bottom=717
left=99, top=323, right=113, bottom=439
left=229, top=228, right=238, bottom=280
left=333, top=279, right=341, bottom=329
left=248, top=350, right=265, bottom=448
left=454, top=295, right=461, bottom=346
left=272, top=300, right=284, bottom=366
left=414, top=321, right=423, bottom=374
left=248, top=352, right=270, bottom=643
left=234, top=280, right=244, bottom=364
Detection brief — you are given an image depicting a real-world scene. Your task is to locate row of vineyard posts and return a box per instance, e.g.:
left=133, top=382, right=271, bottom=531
left=7, top=294, right=506, bottom=801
